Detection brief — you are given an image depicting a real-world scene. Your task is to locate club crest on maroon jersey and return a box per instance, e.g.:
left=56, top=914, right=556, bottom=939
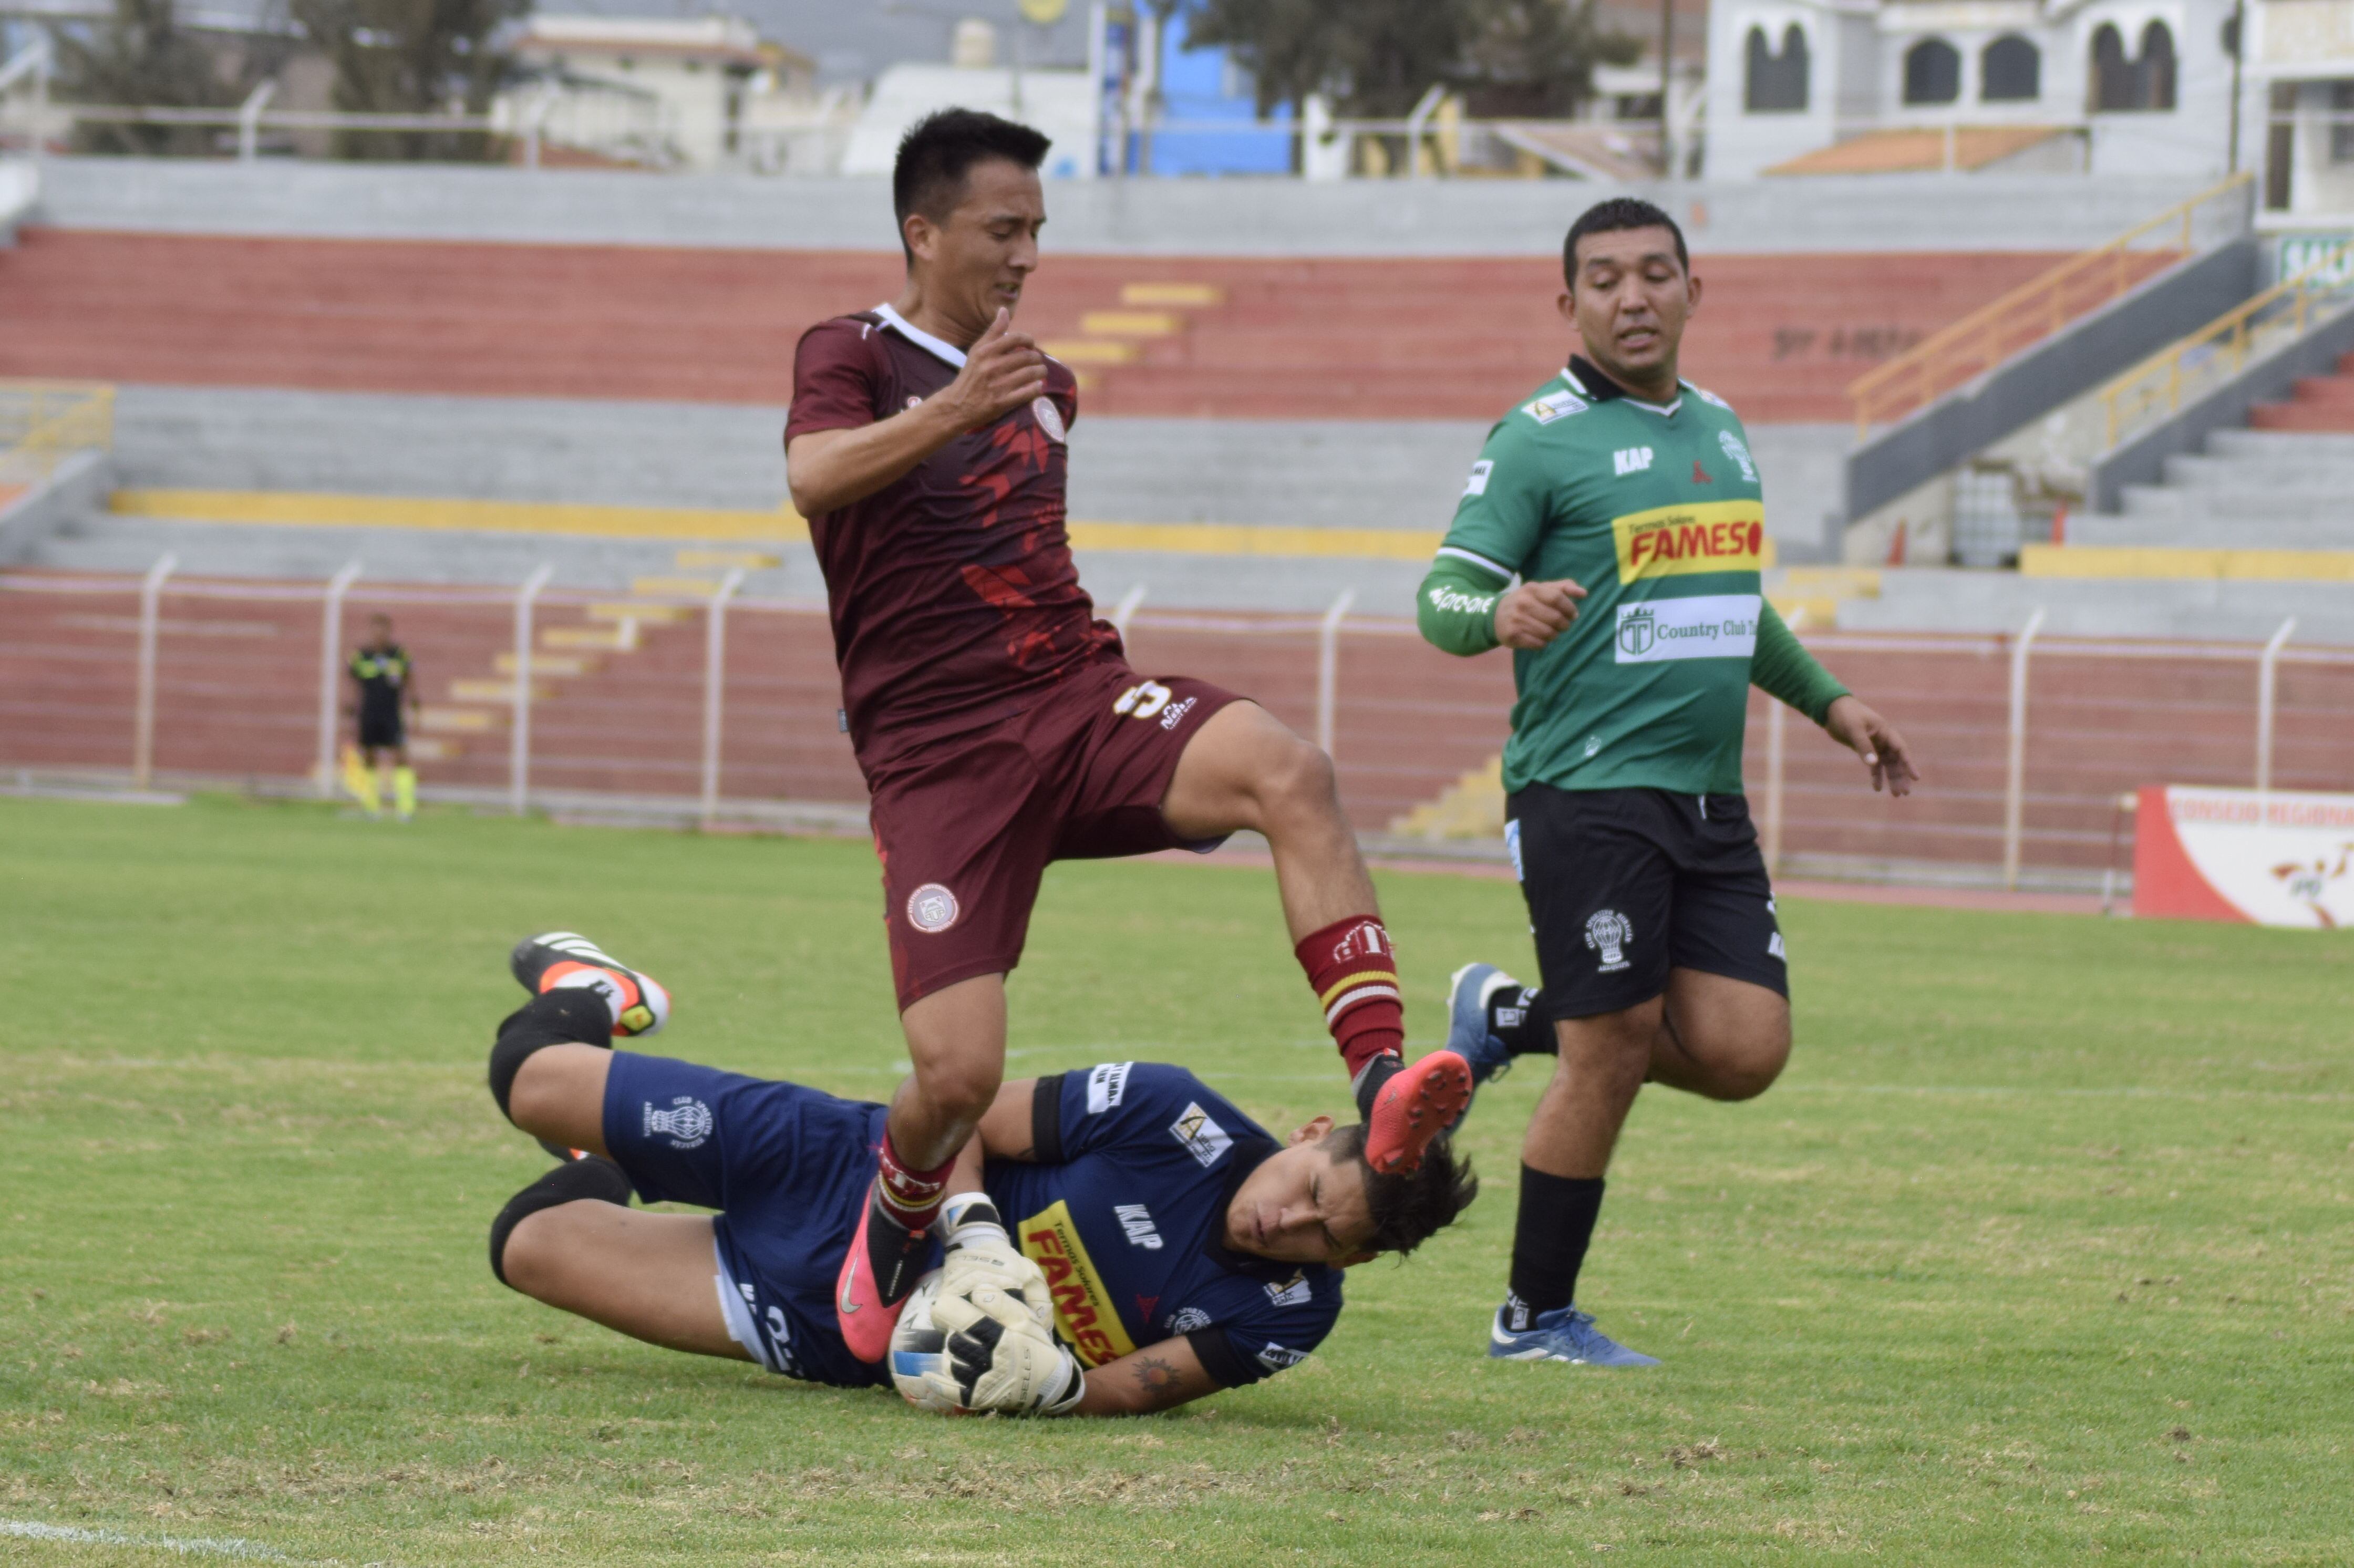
left=1031, top=396, right=1067, bottom=444
left=906, top=883, right=961, bottom=934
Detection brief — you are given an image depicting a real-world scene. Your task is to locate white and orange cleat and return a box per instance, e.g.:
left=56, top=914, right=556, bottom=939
left=508, top=931, right=670, bottom=1038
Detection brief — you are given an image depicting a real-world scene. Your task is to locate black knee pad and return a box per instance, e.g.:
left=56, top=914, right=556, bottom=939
left=488, top=1155, right=633, bottom=1287
left=489, top=989, right=613, bottom=1119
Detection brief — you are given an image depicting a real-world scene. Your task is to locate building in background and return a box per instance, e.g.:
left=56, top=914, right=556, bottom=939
left=1703, top=0, right=2240, bottom=182
left=498, top=15, right=820, bottom=172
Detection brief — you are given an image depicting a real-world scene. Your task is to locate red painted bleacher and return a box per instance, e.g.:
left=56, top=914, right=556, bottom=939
left=0, top=229, right=2069, bottom=423
left=2250, top=355, right=2354, bottom=431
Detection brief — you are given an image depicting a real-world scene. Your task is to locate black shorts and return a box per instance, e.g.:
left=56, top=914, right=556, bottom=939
left=1505, top=783, right=1788, bottom=1022
left=357, top=709, right=405, bottom=750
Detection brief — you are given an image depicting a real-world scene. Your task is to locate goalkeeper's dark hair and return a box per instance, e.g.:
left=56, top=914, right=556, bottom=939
left=1563, top=197, right=1688, bottom=288
left=1324, top=1125, right=1478, bottom=1257
left=893, top=108, right=1051, bottom=264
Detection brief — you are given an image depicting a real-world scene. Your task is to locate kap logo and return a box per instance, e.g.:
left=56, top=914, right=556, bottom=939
left=1584, top=910, right=1634, bottom=972
left=1617, top=605, right=1656, bottom=657
left=1114, top=681, right=1173, bottom=720
left=1114, top=1203, right=1163, bottom=1251
left=1613, top=446, right=1654, bottom=477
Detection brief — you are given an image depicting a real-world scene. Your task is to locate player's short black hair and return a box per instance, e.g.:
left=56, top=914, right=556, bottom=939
left=892, top=108, right=1051, bottom=263
left=1324, top=1125, right=1479, bottom=1257
left=1563, top=197, right=1689, bottom=288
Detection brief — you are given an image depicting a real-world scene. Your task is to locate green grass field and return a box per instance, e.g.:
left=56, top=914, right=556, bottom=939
left=3, top=793, right=2349, bottom=1566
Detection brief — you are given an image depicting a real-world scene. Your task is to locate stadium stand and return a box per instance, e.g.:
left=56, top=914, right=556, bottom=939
left=3, top=161, right=2344, bottom=891
left=0, top=227, right=2071, bottom=424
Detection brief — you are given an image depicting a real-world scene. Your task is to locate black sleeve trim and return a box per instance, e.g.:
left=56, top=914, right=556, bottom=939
left=1187, top=1328, right=1259, bottom=1389
left=1029, top=1072, right=1066, bottom=1164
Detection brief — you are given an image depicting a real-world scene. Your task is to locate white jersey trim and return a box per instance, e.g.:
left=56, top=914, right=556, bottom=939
left=872, top=302, right=968, bottom=369
left=1436, top=544, right=1513, bottom=580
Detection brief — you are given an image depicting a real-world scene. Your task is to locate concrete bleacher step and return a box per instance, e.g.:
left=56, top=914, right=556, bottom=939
left=19, top=512, right=819, bottom=594
left=1835, top=569, right=2354, bottom=642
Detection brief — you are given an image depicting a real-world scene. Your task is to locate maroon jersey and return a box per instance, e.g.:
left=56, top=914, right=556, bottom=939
left=786, top=305, right=1112, bottom=770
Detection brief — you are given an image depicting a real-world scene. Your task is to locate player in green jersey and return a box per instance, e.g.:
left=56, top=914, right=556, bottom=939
left=1417, top=198, right=1921, bottom=1367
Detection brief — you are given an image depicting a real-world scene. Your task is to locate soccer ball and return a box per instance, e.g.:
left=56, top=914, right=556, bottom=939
left=886, top=1271, right=965, bottom=1414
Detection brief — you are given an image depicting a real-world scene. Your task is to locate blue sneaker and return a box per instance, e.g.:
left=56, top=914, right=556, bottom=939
left=1488, top=1302, right=1660, bottom=1367
left=1443, top=964, right=1524, bottom=1126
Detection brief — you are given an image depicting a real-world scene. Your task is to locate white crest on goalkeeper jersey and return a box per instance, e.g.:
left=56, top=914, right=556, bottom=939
left=644, top=1095, right=713, bottom=1148
left=1584, top=910, right=1634, bottom=973
left=1265, top=1273, right=1310, bottom=1307
left=1086, top=1061, right=1133, bottom=1114
left=1169, top=1102, right=1233, bottom=1168
left=1169, top=1306, right=1213, bottom=1334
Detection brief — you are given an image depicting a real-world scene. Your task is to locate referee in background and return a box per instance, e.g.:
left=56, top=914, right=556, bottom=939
left=344, top=614, right=421, bottom=821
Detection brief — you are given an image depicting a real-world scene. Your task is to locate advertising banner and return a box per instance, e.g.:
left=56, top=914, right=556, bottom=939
left=2132, top=786, right=2354, bottom=928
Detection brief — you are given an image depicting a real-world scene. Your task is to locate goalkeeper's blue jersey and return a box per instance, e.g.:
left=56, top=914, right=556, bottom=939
left=983, top=1064, right=1344, bottom=1389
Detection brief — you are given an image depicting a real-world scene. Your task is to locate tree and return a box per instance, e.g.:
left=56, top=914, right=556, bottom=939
left=1183, top=0, right=1636, bottom=120
left=46, top=0, right=239, bottom=156
left=289, top=0, right=526, bottom=160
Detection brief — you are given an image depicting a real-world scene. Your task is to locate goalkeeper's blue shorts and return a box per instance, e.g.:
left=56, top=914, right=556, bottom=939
left=602, top=1050, right=901, bottom=1389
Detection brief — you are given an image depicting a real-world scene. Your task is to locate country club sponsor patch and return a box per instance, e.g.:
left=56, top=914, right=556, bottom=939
left=1613, top=594, right=1761, bottom=663
left=905, top=882, right=959, bottom=933
left=1610, top=499, right=1766, bottom=580
left=1169, top=1102, right=1233, bottom=1168
left=1086, top=1061, right=1133, bottom=1115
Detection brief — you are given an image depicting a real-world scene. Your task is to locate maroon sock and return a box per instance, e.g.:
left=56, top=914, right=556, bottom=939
left=1295, top=915, right=1405, bottom=1081
left=874, top=1132, right=954, bottom=1235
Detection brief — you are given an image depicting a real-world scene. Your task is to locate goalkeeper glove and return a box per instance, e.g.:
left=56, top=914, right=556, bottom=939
left=937, top=1193, right=1051, bottom=1335
left=941, top=1309, right=1087, bottom=1416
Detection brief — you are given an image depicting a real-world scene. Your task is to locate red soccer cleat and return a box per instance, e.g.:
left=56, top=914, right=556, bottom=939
left=1364, top=1049, right=1473, bottom=1175
left=835, top=1190, right=933, bottom=1363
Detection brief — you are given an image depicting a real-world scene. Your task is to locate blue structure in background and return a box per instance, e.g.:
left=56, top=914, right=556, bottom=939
left=1143, top=8, right=1291, bottom=176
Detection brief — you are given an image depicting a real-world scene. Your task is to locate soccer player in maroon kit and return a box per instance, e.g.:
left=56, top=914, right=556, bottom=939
left=786, top=110, right=1473, bottom=1361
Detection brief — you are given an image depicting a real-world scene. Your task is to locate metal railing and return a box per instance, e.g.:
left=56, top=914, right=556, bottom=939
left=0, top=381, right=115, bottom=482
left=1847, top=172, right=2254, bottom=438
left=2095, top=234, right=2354, bottom=450
left=6, top=564, right=2351, bottom=893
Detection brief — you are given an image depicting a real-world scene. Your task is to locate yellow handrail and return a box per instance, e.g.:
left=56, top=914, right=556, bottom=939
left=2095, top=240, right=2354, bottom=451
left=0, top=380, right=116, bottom=481
left=1847, top=171, right=2254, bottom=439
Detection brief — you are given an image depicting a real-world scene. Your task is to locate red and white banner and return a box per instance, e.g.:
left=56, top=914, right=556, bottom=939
left=2133, top=786, right=2354, bottom=927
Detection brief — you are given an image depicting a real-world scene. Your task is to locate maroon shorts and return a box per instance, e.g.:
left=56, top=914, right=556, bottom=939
left=868, top=661, right=1241, bottom=1009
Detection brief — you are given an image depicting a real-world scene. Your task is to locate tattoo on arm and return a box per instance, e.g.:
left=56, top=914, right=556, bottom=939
left=1130, top=1356, right=1186, bottom=1404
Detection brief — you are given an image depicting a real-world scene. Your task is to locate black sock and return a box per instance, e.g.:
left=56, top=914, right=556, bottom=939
left=1351, top=1053, right=1403, bottom=1120
left=1504, top=1167, right=1605, bottom=1325
left=1489, top=985, right=1555, bottom=1057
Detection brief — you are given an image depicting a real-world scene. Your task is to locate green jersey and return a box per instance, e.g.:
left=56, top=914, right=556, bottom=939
left=1417, top=357, right=1841, bottom=797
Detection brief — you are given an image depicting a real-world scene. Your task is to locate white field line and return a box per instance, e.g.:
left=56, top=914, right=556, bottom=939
left=0, top=1519, right=295, bottom=1561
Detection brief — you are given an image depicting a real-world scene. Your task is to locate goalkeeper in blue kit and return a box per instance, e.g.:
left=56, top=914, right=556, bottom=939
left=1420, top=199, right=1920, bottom=1367
left=478, top=933, right=1477, bottom=1414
